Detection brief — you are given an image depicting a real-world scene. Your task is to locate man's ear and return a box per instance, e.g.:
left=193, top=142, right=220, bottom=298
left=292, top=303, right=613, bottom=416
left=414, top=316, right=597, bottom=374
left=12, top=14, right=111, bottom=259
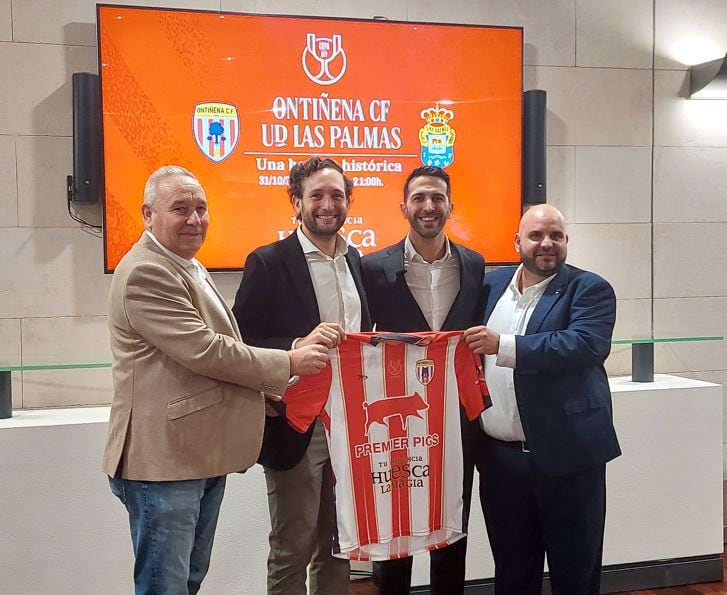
left=291, top=196, right=302, bottom=217
left=141, top=204, right=153, bottom=230
left=514, top=232, right=521, bottom=252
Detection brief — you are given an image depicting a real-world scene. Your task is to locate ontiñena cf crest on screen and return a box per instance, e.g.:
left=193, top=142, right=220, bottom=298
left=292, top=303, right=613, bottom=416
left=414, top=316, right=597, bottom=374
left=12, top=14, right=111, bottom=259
left=193, top=102, right=240, bottom=162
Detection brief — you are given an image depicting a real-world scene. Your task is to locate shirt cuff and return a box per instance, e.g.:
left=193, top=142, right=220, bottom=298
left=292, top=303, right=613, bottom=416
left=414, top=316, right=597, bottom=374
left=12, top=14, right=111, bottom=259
left=496, top=334, right=516, bottom=368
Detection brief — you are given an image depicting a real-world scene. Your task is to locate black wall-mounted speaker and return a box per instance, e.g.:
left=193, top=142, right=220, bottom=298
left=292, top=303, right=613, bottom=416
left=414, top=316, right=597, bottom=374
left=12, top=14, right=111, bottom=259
left=69, top=72, right=102, bottom=203
left=522, top=89, right=547, bottom=205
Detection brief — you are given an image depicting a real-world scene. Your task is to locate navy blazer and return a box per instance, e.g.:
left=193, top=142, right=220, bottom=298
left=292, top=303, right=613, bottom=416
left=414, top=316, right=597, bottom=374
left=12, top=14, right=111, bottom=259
left=232, top=232, right=372, bottom=471
left=362, top=239, right=486, bottom=332
left=482, top=264, right=621, bottom=477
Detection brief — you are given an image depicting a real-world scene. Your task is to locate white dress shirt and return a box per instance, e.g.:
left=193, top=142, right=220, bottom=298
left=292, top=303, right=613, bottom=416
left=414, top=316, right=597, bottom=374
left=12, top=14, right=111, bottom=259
left=480, top=265, right=555, bottom=441
left=296, top=227, right=362, bottom=333
left=404, top=235, right=460, bottom=332
left=144, top=230, right=229, bottom=321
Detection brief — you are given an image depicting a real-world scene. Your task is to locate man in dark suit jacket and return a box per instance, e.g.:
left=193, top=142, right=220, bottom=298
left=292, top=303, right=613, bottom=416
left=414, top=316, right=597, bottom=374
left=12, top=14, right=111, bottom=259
left=362, top=166, right=486, bottom=595
left=232, top=157, right=371, bottom=595
left=464, top=204, right=620, bottom=595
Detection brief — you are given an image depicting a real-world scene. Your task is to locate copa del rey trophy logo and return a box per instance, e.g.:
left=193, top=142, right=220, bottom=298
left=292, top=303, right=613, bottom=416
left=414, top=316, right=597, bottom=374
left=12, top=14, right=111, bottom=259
left=302, top=33, right=347, bottom=85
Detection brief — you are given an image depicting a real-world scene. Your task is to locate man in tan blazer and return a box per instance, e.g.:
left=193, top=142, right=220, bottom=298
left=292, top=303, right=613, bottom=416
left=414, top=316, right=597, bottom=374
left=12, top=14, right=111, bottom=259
left=103, top=165, right=328, bottom=595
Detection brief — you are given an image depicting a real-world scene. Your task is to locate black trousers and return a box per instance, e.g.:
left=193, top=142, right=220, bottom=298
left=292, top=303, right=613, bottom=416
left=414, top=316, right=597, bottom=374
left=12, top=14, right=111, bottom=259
left=373, top=536, right=468, bottom=595
left=474, top=431, right=606, bottom=595
left=373, top=416, right=478, bottom=595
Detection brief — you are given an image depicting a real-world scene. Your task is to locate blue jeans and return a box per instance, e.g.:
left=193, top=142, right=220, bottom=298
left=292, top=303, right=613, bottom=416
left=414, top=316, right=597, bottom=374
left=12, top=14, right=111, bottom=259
left=109, top=475, right=226, bottom=595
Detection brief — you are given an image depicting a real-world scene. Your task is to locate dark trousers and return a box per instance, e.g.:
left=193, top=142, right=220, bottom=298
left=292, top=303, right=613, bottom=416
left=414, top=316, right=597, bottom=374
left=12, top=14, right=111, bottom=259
left=373, top=416, right=478, bottom=595
left=373, top=536, right=469, bottom=595
left=474, top=431, right=606, bottom=595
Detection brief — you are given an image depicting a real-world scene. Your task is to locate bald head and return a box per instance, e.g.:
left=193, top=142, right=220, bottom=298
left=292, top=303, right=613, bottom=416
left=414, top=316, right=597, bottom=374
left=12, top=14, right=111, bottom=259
left=518, top=204, right=566, bottom=236
left=516, top=204, right=568, bottom=286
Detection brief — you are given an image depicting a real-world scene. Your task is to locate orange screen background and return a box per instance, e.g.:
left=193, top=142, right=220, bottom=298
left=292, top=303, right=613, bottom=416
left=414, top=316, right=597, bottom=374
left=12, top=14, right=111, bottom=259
left=98, top=6, right=522, bottom=271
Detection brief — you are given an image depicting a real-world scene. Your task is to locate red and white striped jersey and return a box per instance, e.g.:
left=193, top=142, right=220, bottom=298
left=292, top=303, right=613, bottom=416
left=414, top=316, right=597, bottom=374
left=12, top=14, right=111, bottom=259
left=281, top=331, right=489, bottom=561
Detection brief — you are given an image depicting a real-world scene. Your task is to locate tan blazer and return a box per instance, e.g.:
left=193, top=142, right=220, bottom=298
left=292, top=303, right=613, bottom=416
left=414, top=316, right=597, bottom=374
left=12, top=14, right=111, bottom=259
left=102, top=234, right=290, bottom=481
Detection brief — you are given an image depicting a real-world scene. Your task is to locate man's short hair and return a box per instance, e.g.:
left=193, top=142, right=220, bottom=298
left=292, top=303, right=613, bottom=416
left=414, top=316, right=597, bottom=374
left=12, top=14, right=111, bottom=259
left=402, top=166, right=451, bottom=199
left=287, top=157, right=353, bottom=201
left=143, top=165, right=198, bottom=208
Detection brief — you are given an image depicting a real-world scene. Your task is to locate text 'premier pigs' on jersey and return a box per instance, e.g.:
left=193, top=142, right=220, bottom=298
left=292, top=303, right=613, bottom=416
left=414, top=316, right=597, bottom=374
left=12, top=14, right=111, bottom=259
left=278, top=331, right=490, bottom=561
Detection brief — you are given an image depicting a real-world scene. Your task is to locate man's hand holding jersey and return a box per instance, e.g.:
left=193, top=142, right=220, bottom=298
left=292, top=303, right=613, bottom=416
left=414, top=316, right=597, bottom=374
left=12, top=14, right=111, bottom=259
left=295, top=322, right=346, bottom=349
left=463, top=325, right=501, bottom=356
left=262, top=344, right=329, bottom=417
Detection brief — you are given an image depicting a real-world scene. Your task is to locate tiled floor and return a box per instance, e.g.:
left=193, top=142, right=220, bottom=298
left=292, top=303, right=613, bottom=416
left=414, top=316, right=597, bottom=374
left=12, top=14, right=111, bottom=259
left=347, top=566, right=727, bottom=594
left=346, top=484, right=727, bottom=593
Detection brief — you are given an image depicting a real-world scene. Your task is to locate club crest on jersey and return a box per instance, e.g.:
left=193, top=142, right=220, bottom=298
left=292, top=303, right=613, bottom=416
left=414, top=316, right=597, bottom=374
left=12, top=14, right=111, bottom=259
left=362, top=392, right=429, bottom=436
left=415, top=359, right=435, bottom=385
left=302, top=33, right=347, bottom=86
left=387, top=359, right=403, bottom=377
left=418, top=105, right=456, bottom=168
left=193, top=102, right=239, bottom=162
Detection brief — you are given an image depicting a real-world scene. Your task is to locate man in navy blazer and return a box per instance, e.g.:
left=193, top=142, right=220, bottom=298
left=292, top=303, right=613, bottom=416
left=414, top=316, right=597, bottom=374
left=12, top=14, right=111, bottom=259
left=232, top=157, right=372, bottom=594
left=464, top=204, right=620, bottom=595
left=363, top=166, right=486, bottom=595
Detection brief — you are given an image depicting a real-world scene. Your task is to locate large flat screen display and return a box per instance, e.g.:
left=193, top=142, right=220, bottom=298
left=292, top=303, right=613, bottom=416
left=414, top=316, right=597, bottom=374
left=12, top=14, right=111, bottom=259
left=98, top=5, right=523, bottom=271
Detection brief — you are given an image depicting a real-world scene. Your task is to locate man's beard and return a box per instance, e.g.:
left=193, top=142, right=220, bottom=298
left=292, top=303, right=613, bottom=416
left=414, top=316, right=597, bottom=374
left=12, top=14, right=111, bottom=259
left=521, top=252, right=566, bottom=277
left=301, top=211, right=345, bottom=238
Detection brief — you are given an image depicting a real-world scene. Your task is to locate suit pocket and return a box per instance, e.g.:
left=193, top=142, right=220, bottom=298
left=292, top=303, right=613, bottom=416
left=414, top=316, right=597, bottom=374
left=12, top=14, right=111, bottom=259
left=563, top=394, right=604, bottom=415
left=167, top=385, right=223, bottom=420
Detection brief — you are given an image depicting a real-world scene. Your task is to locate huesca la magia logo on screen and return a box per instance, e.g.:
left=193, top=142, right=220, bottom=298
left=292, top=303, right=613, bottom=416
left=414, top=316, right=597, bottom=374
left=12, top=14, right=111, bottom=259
left=193, top=102, right=240, bottom=162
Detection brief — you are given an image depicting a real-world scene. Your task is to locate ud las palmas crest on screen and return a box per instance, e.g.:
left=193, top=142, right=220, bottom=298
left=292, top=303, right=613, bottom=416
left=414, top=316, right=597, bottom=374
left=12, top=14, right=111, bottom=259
left=419, top=105, right=456, bottom=168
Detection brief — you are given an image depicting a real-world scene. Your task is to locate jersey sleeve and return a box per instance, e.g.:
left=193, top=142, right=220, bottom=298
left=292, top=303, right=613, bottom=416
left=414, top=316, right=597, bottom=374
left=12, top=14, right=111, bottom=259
left=281, top=364, right=333, bottom=433
left=454, top=336, right=491, bottom=420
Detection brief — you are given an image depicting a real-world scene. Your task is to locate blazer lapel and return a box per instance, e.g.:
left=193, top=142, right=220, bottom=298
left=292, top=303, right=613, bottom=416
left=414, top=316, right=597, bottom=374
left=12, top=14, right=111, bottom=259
left=442, top=242, right=476, bottom=329
left=484, top=272, right=511, bottom=323
left=345, top=251, right=372, bottom=331
left=383, top=240, right=430, bottom=330
left=282, top=232, right=321, bottom=326
left=382, top=240, right=406, bottom=285
left=525, top=266, right=570, bottom=334
left=201, top=268, right=241, bottom=338
left=140, top=235, right=241, bottom=337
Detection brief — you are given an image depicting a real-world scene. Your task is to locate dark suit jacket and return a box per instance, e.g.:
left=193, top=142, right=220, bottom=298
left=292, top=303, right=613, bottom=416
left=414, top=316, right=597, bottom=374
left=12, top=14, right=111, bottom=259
left=482, top=264, right=621, bottom=477
left=362, top=239, right=486, bottom=333
left=232, top=232, right=371, bottom=471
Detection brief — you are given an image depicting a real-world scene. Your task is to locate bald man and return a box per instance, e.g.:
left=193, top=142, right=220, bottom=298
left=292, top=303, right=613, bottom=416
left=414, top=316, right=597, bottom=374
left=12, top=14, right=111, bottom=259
left=463, top=205, right=620, bottom=595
